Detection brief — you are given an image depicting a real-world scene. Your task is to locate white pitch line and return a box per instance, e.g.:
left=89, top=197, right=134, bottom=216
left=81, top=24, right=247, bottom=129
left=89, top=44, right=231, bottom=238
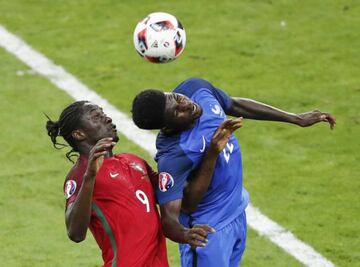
left=0, top=25, right=335, bottom=267
left=0, top=25, right=156, bottom=156
left=246, top=204, right=335, bottom=266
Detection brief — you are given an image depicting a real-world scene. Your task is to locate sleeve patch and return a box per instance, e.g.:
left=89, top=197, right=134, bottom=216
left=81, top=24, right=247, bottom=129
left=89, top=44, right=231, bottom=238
left=158, top=172, right=175, bottom=192
left=64, top=180, right=77, bottom=200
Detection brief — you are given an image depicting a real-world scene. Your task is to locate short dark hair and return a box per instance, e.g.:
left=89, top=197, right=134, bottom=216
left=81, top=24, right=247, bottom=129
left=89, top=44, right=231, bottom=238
left=45, top=100, right=89, bottom=162
left=132, top=89, right=166, bottom=130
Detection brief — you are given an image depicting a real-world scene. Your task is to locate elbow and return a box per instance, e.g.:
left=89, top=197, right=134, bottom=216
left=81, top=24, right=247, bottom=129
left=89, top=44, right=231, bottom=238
left=67, top=230, right=86, bottom=243
left=68, top=234, right=85, bottom=243
left=186, top=205, right=198, bottom=214
left=182, top=190, right=202, bottom=214
left=161, top=217, right=172, bottom=238
left=181, top=202, right=198, bottom=214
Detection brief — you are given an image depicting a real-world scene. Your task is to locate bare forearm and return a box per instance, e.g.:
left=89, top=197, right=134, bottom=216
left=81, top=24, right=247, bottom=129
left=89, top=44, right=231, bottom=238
left=182, top=149, right=218, bottom=213
left=66, top=173, right=95, bottom=242
left=160, top=194, right=216, bottom=247
left=160, top=201, right=189, bottom=243
left=161, top=216, right=189, bottom=243
left=228, top=97, right=300, bottom=124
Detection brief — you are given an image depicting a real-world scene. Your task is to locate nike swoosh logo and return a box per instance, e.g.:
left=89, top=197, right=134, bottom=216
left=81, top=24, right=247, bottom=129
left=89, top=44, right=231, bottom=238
left=200, top=135, right=206, bottom=153
left=110, top=172, right=119, bottom=178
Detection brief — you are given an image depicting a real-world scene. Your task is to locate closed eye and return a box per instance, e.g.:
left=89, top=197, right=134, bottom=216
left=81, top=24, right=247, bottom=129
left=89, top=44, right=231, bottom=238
left=92, top=114, right=101, bottom=120
left=92, top=111, right=105, bottom=120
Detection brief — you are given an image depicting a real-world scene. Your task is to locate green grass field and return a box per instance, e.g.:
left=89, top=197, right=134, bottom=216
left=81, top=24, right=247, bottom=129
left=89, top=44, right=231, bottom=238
left=0, top=0, right=359, bottom=266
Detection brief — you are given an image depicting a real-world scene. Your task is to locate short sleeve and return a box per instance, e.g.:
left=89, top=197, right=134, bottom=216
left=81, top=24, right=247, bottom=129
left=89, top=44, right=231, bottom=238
left=64, top=176, right=82, bottom=208
left=64, top=161, right=86, bottom=208
left=155, top=152, right=194, bottom=205
left=174, top=78, right=233, bottom=112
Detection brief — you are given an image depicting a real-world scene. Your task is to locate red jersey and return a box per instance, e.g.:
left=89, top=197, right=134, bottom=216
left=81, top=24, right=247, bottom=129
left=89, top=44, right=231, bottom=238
left=64, top=153, right=169, bottom=267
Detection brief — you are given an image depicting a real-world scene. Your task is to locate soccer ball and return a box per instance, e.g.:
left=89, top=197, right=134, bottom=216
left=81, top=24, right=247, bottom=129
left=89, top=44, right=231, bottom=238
left=133, top=12, right=186, bottom=63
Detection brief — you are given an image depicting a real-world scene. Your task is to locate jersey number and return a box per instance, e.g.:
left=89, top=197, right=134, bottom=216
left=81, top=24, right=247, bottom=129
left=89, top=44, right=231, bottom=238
left=135, top=190, right=150, bottom=213
left=223, top=142, right=234, bottom=163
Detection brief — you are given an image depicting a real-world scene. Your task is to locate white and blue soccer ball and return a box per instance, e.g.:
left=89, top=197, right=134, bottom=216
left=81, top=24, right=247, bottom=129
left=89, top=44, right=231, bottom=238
left=133, top=12, right=186, bottom=63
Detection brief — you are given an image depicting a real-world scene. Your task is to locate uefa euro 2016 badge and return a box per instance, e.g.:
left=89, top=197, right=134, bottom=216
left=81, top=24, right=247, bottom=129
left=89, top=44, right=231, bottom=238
left=158, top=172, right=174, bottom=192
left=64, top=180, right=77, bottom=199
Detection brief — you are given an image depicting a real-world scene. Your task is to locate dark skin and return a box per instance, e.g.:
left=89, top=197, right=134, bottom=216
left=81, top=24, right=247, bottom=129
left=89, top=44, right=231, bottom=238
left=181, top=118, right=243, bottom=214
left=159, top=92, right=336, bottom=247
left=227, top=97, right=336, bottom=128
left=161, top=118, right=243, bottom=247
left=65, top=104, right=118, bottom=242
left=65, top=103, right=229, bottom=246
left=163, top=93, right=336, bottom=133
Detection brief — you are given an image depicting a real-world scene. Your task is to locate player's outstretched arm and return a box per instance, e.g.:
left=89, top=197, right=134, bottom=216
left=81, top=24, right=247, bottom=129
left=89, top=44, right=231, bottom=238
left=182, top=118, right=243, bottom=214
left=160, top=200, right=215, bottom=247
left=227, top=97, right=336, bottom=129
left=65, top=138, right=115, bottom=242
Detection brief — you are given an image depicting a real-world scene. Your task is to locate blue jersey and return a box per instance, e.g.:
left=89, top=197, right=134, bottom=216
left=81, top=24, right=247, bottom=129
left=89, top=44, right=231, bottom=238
left=155, top=78, right=249, bottom=229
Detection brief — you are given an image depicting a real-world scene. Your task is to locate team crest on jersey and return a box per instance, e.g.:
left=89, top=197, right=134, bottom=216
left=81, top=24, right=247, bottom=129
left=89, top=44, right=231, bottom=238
left=158, top=172, right=174, bottom=192
left=64, top=180, right=77, bottom=200
left=130, top=162, right=146, bottom=175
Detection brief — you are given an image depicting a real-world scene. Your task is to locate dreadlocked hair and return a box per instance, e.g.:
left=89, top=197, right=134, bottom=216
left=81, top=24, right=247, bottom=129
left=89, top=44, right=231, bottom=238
left=45, top=101, right=89, bottom=163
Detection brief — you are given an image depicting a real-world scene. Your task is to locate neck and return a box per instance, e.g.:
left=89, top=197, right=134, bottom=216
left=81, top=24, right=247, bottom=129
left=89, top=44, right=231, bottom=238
left=78, top=143, right=113, bottom=158
left=162, top=122, right=195, bottom=136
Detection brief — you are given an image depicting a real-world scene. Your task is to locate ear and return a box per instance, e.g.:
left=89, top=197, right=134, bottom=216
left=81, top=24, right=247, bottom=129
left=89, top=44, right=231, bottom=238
left=72, top=129, right=86, bottom=141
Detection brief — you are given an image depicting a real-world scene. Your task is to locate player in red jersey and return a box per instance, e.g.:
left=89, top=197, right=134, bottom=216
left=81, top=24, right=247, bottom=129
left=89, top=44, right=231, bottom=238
left=45, top=100, right=240, bottom=267
left=46, top=101, right=168, bottom=267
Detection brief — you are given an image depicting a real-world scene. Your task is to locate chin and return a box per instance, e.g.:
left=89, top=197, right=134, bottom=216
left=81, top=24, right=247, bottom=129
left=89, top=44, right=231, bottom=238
left=113, top=135, right=119, bottom=142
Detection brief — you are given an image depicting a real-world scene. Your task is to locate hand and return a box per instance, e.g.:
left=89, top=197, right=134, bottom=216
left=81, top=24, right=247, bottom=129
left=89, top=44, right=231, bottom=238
left=297, top=110, right=336, bottom=129
left=209, top=117, right=243, bottom=154
left=86, top=138, right=116, bottom=178
left=184, top=224, right=216, bottom=248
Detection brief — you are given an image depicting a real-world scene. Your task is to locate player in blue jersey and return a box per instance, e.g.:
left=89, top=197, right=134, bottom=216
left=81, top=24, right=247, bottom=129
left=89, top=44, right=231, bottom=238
left=131, top=78, right=336, bottom=267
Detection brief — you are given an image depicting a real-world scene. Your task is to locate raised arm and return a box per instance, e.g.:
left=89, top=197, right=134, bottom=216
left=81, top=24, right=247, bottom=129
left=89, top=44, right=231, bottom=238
left=227, top=97, right=336, bottom=129
left=159, top=118, right=243, bottom=247
left=182, top=118, right=243, bottom=214
left=65, top=138, right=114, bottom=242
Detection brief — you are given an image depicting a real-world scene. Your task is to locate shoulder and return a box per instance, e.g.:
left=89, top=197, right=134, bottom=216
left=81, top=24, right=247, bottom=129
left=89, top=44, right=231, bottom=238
left=63, top=157, right=87, bottom=202
left=114, top=153, right=151, bottom=173
left=64, top=157, right=87, bottom=184
left=156, top=143, right=194, bottom=175
left=174, top=77, right=215, bottom=97
left=174, top=77, right=214, bottom=91
left=116, top=153, right=145, bottom=163
left=155, top=132, right=182, bottom=159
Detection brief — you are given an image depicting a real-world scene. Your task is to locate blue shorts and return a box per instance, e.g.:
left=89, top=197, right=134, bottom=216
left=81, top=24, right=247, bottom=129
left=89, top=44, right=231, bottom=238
left=179, top=211, right=247, bottom=267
